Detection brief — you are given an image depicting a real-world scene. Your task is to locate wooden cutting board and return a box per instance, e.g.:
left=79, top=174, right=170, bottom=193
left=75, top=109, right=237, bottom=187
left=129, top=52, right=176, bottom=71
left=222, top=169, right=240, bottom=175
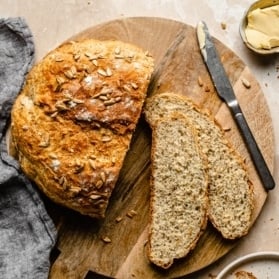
left=28, top=17, right=274, bottom=279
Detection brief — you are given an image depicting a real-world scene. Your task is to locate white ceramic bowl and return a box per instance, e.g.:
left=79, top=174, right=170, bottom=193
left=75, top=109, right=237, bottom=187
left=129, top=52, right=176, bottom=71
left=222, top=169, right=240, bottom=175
left=239, top=0, right=279, bottom=55
left=217, top=251, right=279, bottom=279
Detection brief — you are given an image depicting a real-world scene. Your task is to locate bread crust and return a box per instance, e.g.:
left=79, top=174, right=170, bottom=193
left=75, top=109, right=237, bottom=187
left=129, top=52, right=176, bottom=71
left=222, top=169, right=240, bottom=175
left=11, top=39, right=154, bottom=218
left=144, top=92, right=254, bottom=240
left=147, top=112, right=208, bottom=269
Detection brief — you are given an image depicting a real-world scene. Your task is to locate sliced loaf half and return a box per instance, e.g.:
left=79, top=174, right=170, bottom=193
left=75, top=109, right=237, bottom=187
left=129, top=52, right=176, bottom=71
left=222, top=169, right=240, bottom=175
left=144, top=92, right=254, bottom=240
left=147, top=112, right=208, bottom=269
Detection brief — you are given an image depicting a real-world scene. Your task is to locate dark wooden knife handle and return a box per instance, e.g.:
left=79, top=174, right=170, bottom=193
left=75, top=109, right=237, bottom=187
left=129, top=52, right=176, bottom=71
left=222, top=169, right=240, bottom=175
left=235, top=112, right=275, bottom=191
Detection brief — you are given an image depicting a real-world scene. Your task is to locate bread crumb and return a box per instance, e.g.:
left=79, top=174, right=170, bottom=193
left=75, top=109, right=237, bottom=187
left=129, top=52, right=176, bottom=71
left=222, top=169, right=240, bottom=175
left=221, top=22, right=227, bottom=30
left=208, top=273, right=217, bottom=279
left=126, top=209, right=137, bottom=218
left=204, top=85, right=210, bottom=92
left=223, top=126, right=231, bottom=132
left=101, top=236, right=112, bottom=243
left=115, top=216, right=123, bottom=223
left=198, top=76, right=204, bottom=87
left=241, top=78, right=251, bottom=89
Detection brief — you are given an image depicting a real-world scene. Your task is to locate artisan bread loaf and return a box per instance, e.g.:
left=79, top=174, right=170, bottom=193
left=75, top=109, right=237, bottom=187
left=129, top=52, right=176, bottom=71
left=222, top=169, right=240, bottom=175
left=11, top=39, right=154, bottom=218
left=147, top=112, right=208, bottom=269
left=144, top=92, right=254, bottom=239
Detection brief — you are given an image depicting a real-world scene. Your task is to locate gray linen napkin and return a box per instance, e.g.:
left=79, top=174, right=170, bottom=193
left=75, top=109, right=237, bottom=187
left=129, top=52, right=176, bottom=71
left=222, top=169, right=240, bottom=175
left=0, top=17, right=57, bottom=279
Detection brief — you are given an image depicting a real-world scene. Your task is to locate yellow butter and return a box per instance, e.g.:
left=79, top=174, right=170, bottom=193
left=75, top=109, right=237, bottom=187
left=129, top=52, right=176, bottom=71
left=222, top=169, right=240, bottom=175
left=245, top=5, right=279, bottom=49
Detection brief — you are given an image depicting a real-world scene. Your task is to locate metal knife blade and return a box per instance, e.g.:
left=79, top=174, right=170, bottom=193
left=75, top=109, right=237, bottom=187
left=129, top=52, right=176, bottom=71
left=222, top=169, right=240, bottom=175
left=196, top=21, right=275, bottom=191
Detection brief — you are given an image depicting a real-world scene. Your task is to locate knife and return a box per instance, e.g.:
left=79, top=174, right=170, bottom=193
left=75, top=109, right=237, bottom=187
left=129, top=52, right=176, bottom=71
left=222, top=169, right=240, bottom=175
left=196, top=21, right=275, bottom=191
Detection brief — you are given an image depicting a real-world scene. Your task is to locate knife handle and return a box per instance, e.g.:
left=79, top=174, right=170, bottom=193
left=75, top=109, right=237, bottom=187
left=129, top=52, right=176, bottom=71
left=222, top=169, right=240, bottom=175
left=235, top=112, right=275, bottom=191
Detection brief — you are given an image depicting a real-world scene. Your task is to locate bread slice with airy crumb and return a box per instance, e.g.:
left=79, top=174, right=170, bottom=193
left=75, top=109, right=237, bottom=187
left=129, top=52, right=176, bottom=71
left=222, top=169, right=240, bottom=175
left=147, top=112, right=208, bottom=269
left=144, top=92, right=254, bottom=240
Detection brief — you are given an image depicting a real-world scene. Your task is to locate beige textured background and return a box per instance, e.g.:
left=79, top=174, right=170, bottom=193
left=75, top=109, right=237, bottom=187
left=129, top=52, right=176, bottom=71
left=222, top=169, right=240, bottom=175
left=2, top=0, right=279, bottom=278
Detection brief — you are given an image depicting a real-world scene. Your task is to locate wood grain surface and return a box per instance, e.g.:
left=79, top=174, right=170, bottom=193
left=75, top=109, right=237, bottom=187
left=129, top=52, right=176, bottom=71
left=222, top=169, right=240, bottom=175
left=20, top=17, right=275, bottom=279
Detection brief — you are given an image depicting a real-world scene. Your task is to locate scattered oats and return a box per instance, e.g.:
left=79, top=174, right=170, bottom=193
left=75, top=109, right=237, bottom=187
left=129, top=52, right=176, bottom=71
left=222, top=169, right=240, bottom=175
left=99, top=95, right=108, bottom=101
left=70, top=186, right=81, bottom=194
left=115, top=54, right=125, bottom=59
left=241, top=78, right=251, bottom=89
left=84, top=65, right=93, bottom=74
left=61, top=177, right=68, bottom=190
left=101, top=136, right=112, bottom=142
left=114, top=47, right=121, bottom=55
left=126, top=209, right=137, bottom=218
left=101, top=236, right=112, bottom=243
left=64, top=69, right=75, bottom=79
left=115, top=216, right=123, bottom=223
left=55, top=55, right=64, bottom=62
left=72, top=98, right=85, bottom=104
left=198, top=76, right=203, bottom=87
left=22, top=125, right=29, bottom=131
left=95, top=180, right=103, bottom=189
left=50, top=111, right=58, bottom=118
left=131, top=82, right=138, bottom=89
left=84, top=51, right=94, bottom=60
left=88, top=159, right=96, bottom=170
left=70, top=65, right=77, bottom=75
left=56, top=76, right=66, bottom=85
left=38, top=141, right=49, bottom=147
left=49, top=153, right=57, bottom=159
left=54, top=83, right=63, bottom=93
left=123, top=84, right=131, bottom=92
left=92, top=59, right=98, bottom=66
left=58, top=176, right=65, bottom=185
left=73, top=53, right=81, bottom=61
left=97, top=68, right=108, bottom=77
left=38, top=139, right=50, bottom=147
left=106, top=67, right=112, bottom=77
left=100, top=171, right=106, bottom=183
left=55, top=102, right=68, bottom=111
left=90, top=194, right=101, bottom=200
left=104, top=99, right=117, bottom=106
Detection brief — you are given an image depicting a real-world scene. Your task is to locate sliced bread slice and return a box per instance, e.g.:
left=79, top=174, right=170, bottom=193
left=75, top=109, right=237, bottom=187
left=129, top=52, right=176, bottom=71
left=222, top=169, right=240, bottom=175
left=147, top=112, right=208, bottom=269
left=144, top=92, right=254, bottom=240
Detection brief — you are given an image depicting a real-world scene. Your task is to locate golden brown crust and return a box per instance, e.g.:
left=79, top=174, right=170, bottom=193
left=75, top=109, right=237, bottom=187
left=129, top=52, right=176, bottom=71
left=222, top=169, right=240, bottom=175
left=11, top=39, right=154, bottom=218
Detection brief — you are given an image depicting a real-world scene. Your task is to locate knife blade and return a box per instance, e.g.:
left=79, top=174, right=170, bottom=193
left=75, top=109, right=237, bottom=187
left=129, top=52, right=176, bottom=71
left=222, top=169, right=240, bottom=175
left=196, top=21, right=275, bottom=191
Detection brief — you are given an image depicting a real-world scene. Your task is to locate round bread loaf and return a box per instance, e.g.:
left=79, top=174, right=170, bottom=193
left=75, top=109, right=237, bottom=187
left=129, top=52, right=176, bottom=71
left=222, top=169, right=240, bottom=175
left=11, top=39, right=154, bottom=218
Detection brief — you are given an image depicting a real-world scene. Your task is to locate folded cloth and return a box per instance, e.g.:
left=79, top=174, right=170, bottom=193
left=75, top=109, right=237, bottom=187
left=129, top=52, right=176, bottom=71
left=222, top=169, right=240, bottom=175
left=0, top=17, right=57, bottom=279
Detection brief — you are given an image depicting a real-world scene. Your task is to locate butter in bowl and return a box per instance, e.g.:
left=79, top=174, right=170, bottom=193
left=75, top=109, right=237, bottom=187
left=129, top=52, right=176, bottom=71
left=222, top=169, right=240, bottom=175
left=239, top=0, right=279, bottom=55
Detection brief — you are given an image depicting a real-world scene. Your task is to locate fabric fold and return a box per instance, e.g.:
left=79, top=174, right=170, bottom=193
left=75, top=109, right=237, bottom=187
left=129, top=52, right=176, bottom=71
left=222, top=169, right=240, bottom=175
left=0, top=17, right=57, bottom=279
